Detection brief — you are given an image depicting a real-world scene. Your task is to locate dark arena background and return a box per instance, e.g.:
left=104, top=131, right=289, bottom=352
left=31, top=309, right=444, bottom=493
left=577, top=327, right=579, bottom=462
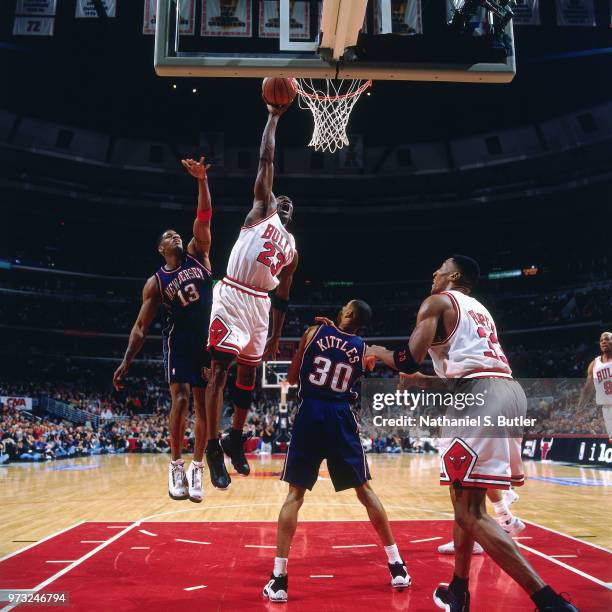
left=0, top=1, right=611, bottom=611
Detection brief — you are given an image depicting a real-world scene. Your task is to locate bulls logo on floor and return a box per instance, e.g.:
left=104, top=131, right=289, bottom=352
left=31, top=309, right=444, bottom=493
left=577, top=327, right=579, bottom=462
left=440, top=438, right=478, bottom=487
left=209, top=316, right=230, bottom=347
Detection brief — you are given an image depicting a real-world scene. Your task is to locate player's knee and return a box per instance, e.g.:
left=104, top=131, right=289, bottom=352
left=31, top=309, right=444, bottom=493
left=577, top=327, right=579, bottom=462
left=209, top=365, right=229, bottom=390
left=237, top=367, right=256, bottom=388
left=286, top=486, right=306, bottom=505
left=172, top=390, right=190, bottom=413
left=231, top=384, right=254, bottom=411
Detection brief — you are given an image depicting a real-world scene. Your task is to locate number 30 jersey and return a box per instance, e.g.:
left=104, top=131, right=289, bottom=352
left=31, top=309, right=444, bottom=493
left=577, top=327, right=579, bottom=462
left=155, top=253, right=213, bottom=336
left=225, top=210, right=296, bottom=292
left=299, top=324, right=366, bottom=403
left=428, top=290, right=513, bottom=379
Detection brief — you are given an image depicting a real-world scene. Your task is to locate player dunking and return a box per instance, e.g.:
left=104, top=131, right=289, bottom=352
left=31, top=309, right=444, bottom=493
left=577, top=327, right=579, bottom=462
left=578, top=331, right=612, bottom=435
left=205, top=103, right=298, bottom=489
left=113, top=158, right=213, bottom=504
left=262, top=301, right=410, bottom=603
left=369, top=256, right=577, bottom=611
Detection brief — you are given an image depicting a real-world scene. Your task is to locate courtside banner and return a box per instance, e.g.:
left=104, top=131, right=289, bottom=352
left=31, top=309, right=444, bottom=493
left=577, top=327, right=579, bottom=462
left=513, top=0, right=540, bottom=26
left=13, top=15, right=54, bottom=35
left=374, top=0, right=423, bottom=35
left=143, top=0, right=195, bottom=35
left=259, top=0, right=311, bottom=40
left=76, top=0, right=117, bottom=18
left=202, top=0, right=252, bottom=37
left=555, top=0, right=596, bottom=26
left=359, top=378, right=608, bottom=438
left=1, top=396, right=33, bottom=411
left=15, top=0, right=56, bottom=16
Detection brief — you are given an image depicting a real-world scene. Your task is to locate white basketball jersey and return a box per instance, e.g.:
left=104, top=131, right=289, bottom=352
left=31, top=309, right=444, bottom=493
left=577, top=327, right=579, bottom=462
left=225, top=210, right=296, bottom=292
left=593, top=356, right=612, bottom=406
left=428, top=290, right=513, bottom=379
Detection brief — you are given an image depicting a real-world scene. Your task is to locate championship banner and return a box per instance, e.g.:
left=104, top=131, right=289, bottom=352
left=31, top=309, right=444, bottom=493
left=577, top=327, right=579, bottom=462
left=202, top=0, right=252, bottom=37
left=0, top=396, right=33, bottom=411
left=143, top=0, right=195, bottom=35
left=374, top=0, right=422, bottom=35
left=446, top=0, right=487, bottom=33
left=259, top=0, right=310, bottom=40
left=15, top=0, right=56, bottom=16
left=555, top=0, right=596, bottom=27
left=512, top=0, right=540, bottom=26
left=75, top=0, right=117, bottom=18
left=13, top=15, right=55, bottom=35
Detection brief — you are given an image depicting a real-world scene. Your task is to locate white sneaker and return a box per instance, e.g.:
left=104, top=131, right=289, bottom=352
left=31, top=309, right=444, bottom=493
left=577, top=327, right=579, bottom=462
left=437, top=540, right=484, bottom=555
left=504, top=488, right=519, bottom=506
left=499, top=516, right=525, bottom=536
left=168, top=460, right=189, bottom=500
left=186, top=461, right=204, bottom=503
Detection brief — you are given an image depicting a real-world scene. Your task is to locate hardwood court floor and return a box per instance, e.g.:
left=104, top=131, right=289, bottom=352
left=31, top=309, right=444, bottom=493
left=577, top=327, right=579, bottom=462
left=1, top=453, right=610, bottom=556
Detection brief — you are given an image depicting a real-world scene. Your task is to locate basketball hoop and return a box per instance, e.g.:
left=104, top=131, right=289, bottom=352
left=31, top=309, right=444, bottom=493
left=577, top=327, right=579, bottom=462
left=295, top=78, right=372, bottom=154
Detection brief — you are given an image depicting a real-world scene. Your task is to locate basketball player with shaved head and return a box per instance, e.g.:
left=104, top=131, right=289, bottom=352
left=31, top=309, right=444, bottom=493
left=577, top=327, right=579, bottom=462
left=262, top=300, right=410, bottom=603
left=113, top=157, right=213, bottom=504
left=578, top=331, right=612, bottom=435
left=368, top=256, right=578, bottom=611
left=205, top=101, right=298, bottom=490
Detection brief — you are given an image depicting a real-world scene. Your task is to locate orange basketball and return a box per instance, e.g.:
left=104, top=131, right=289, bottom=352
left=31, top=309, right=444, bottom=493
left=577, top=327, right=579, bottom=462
left=262, top=77, right=298, bottom=107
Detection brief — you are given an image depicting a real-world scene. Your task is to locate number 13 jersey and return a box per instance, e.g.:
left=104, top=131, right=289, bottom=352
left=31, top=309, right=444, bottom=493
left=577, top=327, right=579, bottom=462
left=428, top=290, right=512, bottom=379
left=226, top=210, right=296, bottom=292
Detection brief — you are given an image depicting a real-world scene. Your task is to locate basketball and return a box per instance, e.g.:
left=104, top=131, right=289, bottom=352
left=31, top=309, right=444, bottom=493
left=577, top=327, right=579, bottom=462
left=262, top=77, right=298, bottom=107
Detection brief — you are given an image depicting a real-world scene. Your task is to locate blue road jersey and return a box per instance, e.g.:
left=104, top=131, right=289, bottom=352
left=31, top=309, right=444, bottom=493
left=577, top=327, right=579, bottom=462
left=155, top=253, right=213, bottom=337
left=298, top=324, right=366, bottom=403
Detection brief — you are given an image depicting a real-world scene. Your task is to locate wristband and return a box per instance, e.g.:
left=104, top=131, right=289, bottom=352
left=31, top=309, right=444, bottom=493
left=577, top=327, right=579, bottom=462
left=197, top=209, right=212, bottom=223
left=393, top=347, right=419, bottom=374
left=271, top=294, right=289, bottom=312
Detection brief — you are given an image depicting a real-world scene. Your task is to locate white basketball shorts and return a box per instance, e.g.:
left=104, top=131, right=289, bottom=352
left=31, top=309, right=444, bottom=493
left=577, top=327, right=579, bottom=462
left=207, top=276, right=270, bottom=367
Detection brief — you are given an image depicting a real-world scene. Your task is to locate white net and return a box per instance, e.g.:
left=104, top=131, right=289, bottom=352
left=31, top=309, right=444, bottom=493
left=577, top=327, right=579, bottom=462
left=295, top=78, right=372, bottom=154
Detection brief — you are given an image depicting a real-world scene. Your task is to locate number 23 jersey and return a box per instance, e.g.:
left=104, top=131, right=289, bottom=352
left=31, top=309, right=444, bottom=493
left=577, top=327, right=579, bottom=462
left=428, top=290, right=513, bottom=379
left=155, top=253, right=213, bottom=336
left=226, top=210, right=296, bottom=291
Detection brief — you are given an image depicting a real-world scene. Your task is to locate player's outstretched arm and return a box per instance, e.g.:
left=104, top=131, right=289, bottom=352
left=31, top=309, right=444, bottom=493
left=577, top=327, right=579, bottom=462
left=287, top=325, right=319, bottom=385
left=577, top=360, right=595, bottom=409
left=264, top=252, right=299, bottom=360
left=368, top=294, right=451, bottom=371
left=247, top=107, right=288, bottom=225
left=181, top=156, right=212, bottom=270
left=113, top=276, right=160, bottom=391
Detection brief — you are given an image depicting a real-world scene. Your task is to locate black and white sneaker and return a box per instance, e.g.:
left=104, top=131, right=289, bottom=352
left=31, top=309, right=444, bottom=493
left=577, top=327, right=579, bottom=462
left=205, top=443, right=231, bottom=490
left=536, top=593, right=579, bottom=611
left=263, top=573, right=288, bottom=603
left=433, top=583, right=470, bottom=611
left=388, top=560, right=412, bottom=588
left=168, top=461, right=189, bottom=500
left=221, top=432, right=251, bottom=476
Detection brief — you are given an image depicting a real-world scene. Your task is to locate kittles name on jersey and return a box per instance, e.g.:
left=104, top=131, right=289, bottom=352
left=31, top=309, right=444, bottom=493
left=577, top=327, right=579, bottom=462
left=261, top=223, right=292, bottom=259
left=316, top=335, right=360, bottom=364
left=164, top=266, right=206, bottom=301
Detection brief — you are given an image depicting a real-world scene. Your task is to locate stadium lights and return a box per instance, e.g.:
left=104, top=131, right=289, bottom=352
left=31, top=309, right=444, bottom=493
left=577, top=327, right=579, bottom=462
left=450, top=0, right=515, bottom=34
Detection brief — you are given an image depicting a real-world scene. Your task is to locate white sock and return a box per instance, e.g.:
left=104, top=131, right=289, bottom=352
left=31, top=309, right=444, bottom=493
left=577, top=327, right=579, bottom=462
left=384, top=543, right=402, bottom=564
left=492, top=499, right=512, bottom=523
left=171, top=459, right=184, bottom=465
left=191, top=460, right=203, bottom=467
left=273, top=557, right=288, bottom=577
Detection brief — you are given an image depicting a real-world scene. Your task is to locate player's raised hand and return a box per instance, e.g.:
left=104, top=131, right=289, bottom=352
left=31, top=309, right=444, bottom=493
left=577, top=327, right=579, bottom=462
left=181, top=156, right=211, bottom=180
left=112, top=361, right=129, bottom=391
left=266, top=102, right=291, bottom=116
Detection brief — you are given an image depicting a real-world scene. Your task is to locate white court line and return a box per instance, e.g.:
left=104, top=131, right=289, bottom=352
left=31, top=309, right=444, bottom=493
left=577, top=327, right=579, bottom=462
left=245, top=545, right=275, bottom=549
left=81, top=540, right=105, bottom=544
left=184, top=585, right=207, bottom=591
left=410, top=537, right=443, bottom=543
left=0, top=521, right=85, bottom=563
left=175, top=539, right=211, bottom=545
left=138, top=530, right=157, bottom=537
left=310, top=575, right=334, bottom=578
left=516, top=542, right=612, bottom=590
left=130, top=547, right=150, bottom=550
left=550, top=555, right=578, bottom=558
left=0, top=521, right=140, bottom=612
left=524, top=520, right=612, bottom=554
left=45, top=560, right=76, bottom=564
left=332, top=544, right=376, bottom=549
